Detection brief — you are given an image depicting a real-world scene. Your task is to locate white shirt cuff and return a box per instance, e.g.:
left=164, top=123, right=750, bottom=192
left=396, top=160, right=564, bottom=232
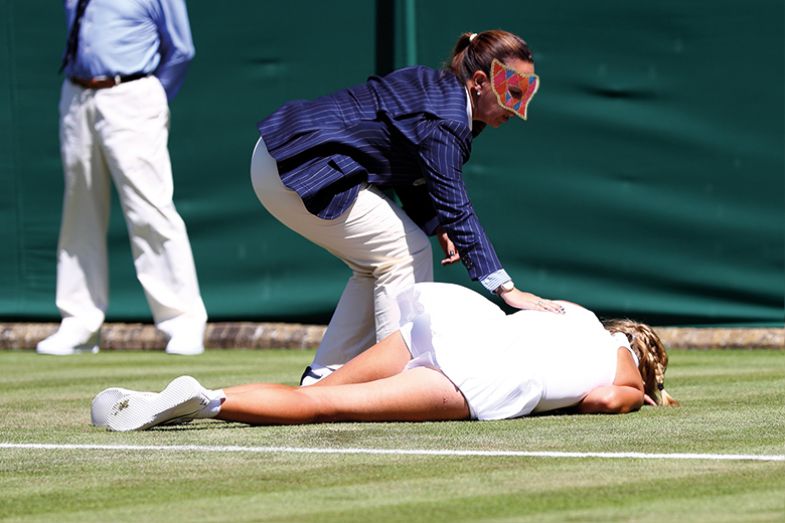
left=480, top=269, right=511, bottom=293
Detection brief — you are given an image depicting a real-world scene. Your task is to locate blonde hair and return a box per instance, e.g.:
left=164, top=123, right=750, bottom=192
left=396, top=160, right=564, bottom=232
left=602, top=319, right=680, bottom=407
left=447, top=30, right=534, bottom=84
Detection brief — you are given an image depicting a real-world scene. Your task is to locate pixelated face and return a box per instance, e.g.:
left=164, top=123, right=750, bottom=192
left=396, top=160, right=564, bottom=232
left=490, top=58, right=540, bottom=120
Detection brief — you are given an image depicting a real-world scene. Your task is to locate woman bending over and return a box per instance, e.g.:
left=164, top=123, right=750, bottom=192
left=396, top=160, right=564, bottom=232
left=251, top=29, right=559, bottom=384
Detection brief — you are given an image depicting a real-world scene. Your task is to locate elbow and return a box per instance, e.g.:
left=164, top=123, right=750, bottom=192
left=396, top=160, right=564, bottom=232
left=174, top=48, right=195, bottom=65
left=586, top=388, right=643, bottom=414
left=163, top=44, right=195, bottom=65
left=610, top=398, right=641, bottom=414
left=596, top=390, right=625, bottom=413
left=606, top=390, right=643, bottom=414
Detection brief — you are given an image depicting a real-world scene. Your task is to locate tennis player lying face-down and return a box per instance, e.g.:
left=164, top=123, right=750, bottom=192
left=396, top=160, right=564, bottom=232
left=92, top=283, right=678, bottom=431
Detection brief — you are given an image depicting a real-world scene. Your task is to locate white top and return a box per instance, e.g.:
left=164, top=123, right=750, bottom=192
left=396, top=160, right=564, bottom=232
left=398, top=283, right=621, bottom=420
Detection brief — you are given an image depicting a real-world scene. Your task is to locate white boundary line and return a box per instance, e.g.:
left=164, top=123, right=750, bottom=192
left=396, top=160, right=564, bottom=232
left=2, top=443, right=784, bottom=462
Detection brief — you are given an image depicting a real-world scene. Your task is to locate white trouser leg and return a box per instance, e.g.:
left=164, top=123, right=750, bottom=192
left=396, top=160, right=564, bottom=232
left=55, top=77, right=207, bottom=338
left=250, top=138, right=433, bottom=366
left=315, top=276, right=377, bottom=367
left=93, top=77, right=207, bottom=334
left=56, top=80, right=110, bottom=334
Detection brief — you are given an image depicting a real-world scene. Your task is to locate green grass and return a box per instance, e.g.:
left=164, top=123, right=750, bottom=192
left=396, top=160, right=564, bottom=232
left=1, top=348, right=783, bottom=522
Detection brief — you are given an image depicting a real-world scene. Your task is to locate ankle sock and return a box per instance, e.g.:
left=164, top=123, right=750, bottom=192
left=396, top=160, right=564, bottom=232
left=196, top=388, right=226, bottom=419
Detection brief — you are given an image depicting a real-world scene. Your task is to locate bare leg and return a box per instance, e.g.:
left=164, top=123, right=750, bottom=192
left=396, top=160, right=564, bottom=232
left=313, top=331, right=411, bottom=386
left=222, top=330, right=411, bottom=395
left=216, top=367, right=470, bottom=425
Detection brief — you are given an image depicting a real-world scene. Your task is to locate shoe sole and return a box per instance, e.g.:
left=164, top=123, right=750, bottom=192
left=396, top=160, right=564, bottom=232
left=92, top=388, right=193, bottom=428
left=91, top=387, right=150, bottom=427
left=165, top=347, right=205, bottom=356
left=37, top=344, right=99, bottom=356
left=106, top=376, right=206, bottom=432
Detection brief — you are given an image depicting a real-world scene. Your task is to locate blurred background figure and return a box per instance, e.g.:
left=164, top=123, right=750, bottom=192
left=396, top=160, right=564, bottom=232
left=37, top=0, right=207, bottom=356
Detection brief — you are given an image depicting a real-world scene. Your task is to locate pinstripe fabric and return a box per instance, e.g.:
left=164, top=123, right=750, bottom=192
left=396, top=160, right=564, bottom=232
left=257, top=66, right=503, bottom=281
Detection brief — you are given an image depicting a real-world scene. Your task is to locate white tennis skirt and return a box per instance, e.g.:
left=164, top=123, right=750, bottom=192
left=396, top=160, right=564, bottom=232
left=397, top=283, right=544, bottom=420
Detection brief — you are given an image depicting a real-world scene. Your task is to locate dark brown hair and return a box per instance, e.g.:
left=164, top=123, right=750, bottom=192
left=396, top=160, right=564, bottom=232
left=448, top=30, right=535, bottom=83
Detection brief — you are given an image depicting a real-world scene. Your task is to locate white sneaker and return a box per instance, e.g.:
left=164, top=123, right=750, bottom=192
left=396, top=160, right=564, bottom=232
left=91, top=387, right=155, bottom=427
left=36, top=325, right=100, bottom=356
left=106, top=376, right=209, bottom=432
left=299, top=364, right=340, bottom=386
left=164, top=327, right=205, bottom=356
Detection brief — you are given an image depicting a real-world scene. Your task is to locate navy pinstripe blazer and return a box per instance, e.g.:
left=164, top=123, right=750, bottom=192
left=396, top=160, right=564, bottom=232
left=257, top=65, right=503, bottom=282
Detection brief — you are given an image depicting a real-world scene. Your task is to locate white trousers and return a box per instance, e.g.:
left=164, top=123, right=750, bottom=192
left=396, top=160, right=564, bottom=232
left=56, top=77, right=207, bottom=336
left=250, top=138, right=433, bottom=366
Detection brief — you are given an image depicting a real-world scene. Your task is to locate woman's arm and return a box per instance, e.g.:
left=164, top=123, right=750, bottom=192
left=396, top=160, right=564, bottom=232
left=574, top=345, right=646, bottom=414
left=416, top=121, right=504, bottom=281
left=575, top=385, right=644, bottom=414
left=497, top=287, right=566, bottom=314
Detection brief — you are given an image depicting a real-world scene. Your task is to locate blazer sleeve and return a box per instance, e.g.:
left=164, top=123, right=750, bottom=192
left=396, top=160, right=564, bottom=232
left=417, top=120, right=504, bottom=281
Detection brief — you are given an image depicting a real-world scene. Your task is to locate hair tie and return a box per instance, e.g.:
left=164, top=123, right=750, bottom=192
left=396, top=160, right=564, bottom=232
left=469, top=33, right=478, bottom=42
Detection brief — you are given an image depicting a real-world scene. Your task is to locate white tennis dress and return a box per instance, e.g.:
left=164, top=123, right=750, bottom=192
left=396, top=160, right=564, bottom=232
left=397, top=283, right=619, bottom=420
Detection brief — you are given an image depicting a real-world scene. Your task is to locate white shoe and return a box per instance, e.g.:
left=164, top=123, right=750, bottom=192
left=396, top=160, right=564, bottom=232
left=164, top=326, right=205, bottom=356
left=91, top=387, right=155, bottom=427
left=37, top=325, right=100, bottom=356
left=299, top=364, right=340, bottom=386
left=106, top=376, right=209, bottom=432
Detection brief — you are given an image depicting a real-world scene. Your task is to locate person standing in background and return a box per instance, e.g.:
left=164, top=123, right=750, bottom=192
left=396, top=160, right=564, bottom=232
left=37, top=0, right=207, bottom=356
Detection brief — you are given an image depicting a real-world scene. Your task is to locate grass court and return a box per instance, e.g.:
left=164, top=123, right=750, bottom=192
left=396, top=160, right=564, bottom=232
left=1, top=348, right=783, bottom=522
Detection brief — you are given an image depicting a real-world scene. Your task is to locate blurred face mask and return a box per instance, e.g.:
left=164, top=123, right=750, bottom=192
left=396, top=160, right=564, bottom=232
left=490, top=58, right=540, bottom=120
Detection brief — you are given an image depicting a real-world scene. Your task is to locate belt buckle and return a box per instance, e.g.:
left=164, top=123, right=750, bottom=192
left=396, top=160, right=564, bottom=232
left=92, top=75, right=121, bottom=87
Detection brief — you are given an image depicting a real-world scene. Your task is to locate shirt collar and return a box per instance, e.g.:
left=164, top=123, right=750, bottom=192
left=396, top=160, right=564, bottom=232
left=464, top=87, right=473, bottom=131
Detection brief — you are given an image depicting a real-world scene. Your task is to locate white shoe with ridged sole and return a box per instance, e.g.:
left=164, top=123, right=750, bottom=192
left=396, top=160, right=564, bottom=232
left=106, top=376, right=208, bottom=432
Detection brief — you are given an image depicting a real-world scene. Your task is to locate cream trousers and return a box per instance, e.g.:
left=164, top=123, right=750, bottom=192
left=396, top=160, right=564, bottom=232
left=250, top=138, right=433, bottom=367
left=56, top=77, right=206, bottom=336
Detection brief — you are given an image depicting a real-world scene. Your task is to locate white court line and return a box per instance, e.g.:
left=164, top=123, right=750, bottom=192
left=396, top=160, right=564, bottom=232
left=2, top=443, right=784, bottom=462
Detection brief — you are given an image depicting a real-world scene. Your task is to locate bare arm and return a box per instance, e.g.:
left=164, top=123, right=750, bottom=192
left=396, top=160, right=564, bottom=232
left=498, top=288, right=566, bottom=314
left=575, top=385, right=644, bottom=414
left=576, top=346, right=645, bottom=414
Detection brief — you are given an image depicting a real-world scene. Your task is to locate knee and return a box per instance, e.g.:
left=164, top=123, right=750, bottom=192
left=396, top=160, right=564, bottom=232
left=295, top=389, right=337, bottom=423
left=373, top=230, right=432, bottom=277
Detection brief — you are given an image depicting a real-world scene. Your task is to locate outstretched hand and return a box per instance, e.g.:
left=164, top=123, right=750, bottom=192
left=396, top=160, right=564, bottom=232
left=500, top=289, right=565, bottom=314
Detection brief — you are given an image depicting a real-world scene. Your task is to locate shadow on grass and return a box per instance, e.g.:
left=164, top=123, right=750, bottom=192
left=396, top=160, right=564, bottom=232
left=148, top=420, right=252, bottom=432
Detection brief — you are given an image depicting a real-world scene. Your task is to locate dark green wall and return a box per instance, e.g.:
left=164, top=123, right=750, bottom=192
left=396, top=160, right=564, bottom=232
left=1, top=1, right=782, bottom=326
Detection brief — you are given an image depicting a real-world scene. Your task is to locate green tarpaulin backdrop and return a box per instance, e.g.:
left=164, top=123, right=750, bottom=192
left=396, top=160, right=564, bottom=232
left=1, top=0, right=783, bottom=326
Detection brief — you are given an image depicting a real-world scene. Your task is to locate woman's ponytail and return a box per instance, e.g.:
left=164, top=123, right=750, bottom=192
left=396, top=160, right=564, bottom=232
left=447, top=29, right=534, bottom=83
